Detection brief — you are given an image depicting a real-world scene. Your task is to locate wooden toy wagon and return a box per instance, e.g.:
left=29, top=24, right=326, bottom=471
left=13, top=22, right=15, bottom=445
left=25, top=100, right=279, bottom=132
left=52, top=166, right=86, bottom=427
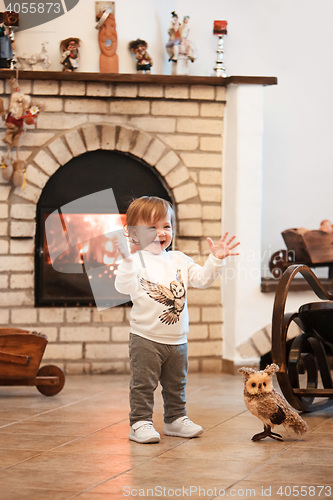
left=269, top=228, right=333, bottom=279
left=0, top=328, right=65, bottom=396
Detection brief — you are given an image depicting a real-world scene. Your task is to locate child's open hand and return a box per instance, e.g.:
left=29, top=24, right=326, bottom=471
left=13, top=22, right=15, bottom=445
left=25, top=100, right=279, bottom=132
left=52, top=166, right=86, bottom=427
left=115, top=231, right=139, bottom=261
left=207, top=232, right=240, bottom=260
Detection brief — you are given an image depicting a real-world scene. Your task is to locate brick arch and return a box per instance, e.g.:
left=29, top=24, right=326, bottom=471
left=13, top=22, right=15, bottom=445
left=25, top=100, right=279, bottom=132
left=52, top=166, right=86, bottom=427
left=16, top=123, right=199, bottom=207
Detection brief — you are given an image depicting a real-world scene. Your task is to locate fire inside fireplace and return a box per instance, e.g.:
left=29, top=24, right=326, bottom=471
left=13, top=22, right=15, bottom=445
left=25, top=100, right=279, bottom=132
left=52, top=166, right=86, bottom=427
left=45, top=213, right=126, bottom=273
left=40, top=211, right=128, bottom=308
left=35, top=149, right=172, bottom=307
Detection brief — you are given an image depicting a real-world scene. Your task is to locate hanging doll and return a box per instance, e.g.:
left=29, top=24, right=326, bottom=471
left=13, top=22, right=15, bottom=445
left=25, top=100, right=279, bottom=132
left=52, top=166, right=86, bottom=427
left=128, top=39, right=153, bottom=74
left=0, top=79, right=39, bottom=187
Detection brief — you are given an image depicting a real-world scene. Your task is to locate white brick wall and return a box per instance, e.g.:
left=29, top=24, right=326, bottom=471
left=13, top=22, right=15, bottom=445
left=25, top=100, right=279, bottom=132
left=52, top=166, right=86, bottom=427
left=0, top=274, right=8, bottom=288
left=0, top=256, right=33, bottom=272
left=48, top=138, right=72, bottom=164
left=10, top=204, right=36, bottom=219
left=155, top=151, right=179, bottom=176
left=82, top=124, right=100, bottom=151
left=33, top=150, right=60, bottom=176
left=65, top=99, right=107, bottom=114
left=60, top=327, right=110, bottom=342
left=10, top=273, right=34, bottom=289
left=159, top=134, right=199, bottom=151
left=165, top=85, right=189, bottom=99
left=0, top=204, right=8, bottom=218
left=143, top=138, right=166, bottom=165
left=10, top=239, right=34, bottom=254
left=0, top=75, right=227, bottom=374
left=65, top=129, right=86, bottom=157
left=173, top=182, right=198, bottom=203
left=151, top=101, right=199, bottom=116
left=101, top=124, right=116, bottom=149
left=60, top=81, right=85, bottom=96
left=86, top=82, right=111, bottom=97
left=111, top=100, right=150, bottom=115
left=10, top=221, right=36, bottom=238
left=189, top=86, right=215, bottom=100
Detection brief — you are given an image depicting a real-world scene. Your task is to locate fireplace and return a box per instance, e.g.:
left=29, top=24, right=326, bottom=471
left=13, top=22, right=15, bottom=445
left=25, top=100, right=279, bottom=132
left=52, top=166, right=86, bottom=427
left=35, top=149, right=172, bottom=307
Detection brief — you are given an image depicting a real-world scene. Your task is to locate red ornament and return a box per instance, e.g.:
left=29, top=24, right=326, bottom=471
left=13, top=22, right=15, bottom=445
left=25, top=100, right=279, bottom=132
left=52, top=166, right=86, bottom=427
left=214, top=20, right=228, bottom=35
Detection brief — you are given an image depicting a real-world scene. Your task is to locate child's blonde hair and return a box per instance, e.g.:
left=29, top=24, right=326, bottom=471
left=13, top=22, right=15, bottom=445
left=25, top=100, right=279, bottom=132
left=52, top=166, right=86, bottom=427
left=126, top=196, right=175, bottom=238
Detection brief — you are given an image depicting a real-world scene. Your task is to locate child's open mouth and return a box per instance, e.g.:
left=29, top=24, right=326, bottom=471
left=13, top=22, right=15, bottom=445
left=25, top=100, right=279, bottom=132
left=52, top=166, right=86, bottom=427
left=148, top=239, right=167, bottom=250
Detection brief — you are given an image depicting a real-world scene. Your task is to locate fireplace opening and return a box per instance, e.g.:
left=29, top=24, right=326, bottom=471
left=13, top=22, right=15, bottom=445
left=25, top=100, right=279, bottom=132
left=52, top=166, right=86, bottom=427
left=35, top=149, right=173, bottom=307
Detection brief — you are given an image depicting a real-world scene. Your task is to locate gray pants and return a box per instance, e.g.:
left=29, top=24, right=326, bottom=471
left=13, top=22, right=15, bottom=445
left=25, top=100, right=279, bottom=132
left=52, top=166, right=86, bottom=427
left=129, top=333, right=188, bottom=426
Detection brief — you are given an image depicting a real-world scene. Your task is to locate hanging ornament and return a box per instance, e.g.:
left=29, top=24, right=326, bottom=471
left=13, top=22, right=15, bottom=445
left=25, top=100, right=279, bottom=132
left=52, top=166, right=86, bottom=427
left=0, top=78, right=40, bottom=188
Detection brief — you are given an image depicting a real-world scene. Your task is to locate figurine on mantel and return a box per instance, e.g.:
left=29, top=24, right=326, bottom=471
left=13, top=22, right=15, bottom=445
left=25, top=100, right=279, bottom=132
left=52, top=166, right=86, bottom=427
left=177, top=15, right=197, bottom=75
left=166, top=12, right=197, bottom=75
left=60, top=37, right=80, bottom=72
left=0, top=10, right=19, bottom=69
left=16, top=41, right=51, bottom=71
left=95, top=9, right=119, bottom=73
left=166, top=11, right=182, bottom=64
left=128, top=39, right=153, bottom=74
left=0, top=23, right=15, bottom=68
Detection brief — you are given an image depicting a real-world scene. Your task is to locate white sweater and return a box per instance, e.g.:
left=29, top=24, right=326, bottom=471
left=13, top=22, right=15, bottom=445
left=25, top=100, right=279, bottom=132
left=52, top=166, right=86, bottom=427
left=115, top=250, right=225, bottom=345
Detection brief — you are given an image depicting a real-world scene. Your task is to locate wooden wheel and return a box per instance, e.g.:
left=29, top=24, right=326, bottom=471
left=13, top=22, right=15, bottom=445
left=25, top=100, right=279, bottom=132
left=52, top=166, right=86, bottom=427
left=36, top=365, right=65, bottom=396
left=269, top=250, right=294, bottom=279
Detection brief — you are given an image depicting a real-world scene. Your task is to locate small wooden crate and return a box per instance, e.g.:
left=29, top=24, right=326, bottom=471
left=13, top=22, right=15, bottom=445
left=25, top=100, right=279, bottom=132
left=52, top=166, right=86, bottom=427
left=282, top=229, right=333, bottom=265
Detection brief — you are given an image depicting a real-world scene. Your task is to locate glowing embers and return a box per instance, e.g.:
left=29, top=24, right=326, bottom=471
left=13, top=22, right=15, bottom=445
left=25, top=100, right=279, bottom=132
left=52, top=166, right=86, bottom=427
left=45, top=213, right=126, bottom=273
left=41, top=212, right=129, bottom=308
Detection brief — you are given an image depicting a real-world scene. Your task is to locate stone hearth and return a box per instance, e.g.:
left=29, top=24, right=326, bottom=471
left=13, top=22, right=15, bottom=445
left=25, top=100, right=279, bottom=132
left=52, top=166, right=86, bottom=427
left=0, top=72, right=276, bottom=374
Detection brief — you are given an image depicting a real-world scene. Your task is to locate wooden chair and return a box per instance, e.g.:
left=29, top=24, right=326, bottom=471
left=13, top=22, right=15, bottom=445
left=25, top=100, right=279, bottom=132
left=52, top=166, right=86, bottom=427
left=0, top=328, right=65, bottom=396
left=271, top=264, right=333, bottom=412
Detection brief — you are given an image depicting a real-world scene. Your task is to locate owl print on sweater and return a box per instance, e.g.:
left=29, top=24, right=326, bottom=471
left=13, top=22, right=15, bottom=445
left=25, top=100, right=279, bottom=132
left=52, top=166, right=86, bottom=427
left=140, top=270, right=185, bottom=325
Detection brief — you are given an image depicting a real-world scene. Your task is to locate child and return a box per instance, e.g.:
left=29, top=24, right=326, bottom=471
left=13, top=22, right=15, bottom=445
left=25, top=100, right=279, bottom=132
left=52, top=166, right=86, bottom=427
left=115, top=196, right=239, bottom=444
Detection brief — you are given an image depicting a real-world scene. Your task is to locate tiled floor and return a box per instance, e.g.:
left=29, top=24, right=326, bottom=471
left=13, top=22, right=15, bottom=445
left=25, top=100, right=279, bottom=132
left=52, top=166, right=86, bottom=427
left=0, top=372, right=332, bottom=500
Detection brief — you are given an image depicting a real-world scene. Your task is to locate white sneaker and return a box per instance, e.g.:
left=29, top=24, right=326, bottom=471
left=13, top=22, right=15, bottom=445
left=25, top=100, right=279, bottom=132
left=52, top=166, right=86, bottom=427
left=129, top=421, right=160, bottom=444
left=164, top=416, right=203, bottom=438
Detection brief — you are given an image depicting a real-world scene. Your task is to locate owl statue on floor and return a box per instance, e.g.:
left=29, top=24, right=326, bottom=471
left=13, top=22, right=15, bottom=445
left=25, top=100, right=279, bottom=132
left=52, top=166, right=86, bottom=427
left=238, top=363, right=308, bottom=441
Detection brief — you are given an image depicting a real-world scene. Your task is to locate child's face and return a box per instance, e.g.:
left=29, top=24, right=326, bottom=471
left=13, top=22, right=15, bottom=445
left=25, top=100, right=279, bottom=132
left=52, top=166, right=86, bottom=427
left=137, top=213, right=173, bottom=254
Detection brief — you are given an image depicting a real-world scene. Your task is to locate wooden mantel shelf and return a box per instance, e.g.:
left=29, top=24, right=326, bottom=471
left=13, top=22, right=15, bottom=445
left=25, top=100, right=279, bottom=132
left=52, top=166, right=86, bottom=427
left=0, top=70, right=277, bottom=87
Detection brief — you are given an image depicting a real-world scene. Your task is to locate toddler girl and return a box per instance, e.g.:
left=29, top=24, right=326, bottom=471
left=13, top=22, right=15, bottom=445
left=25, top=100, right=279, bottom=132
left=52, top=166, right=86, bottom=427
left=115, top=196, right=239, bottom=443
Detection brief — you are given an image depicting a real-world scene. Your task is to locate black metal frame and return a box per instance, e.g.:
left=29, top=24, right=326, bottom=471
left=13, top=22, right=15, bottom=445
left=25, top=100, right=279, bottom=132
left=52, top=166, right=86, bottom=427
left=271, top=264, right=333, bottom=412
